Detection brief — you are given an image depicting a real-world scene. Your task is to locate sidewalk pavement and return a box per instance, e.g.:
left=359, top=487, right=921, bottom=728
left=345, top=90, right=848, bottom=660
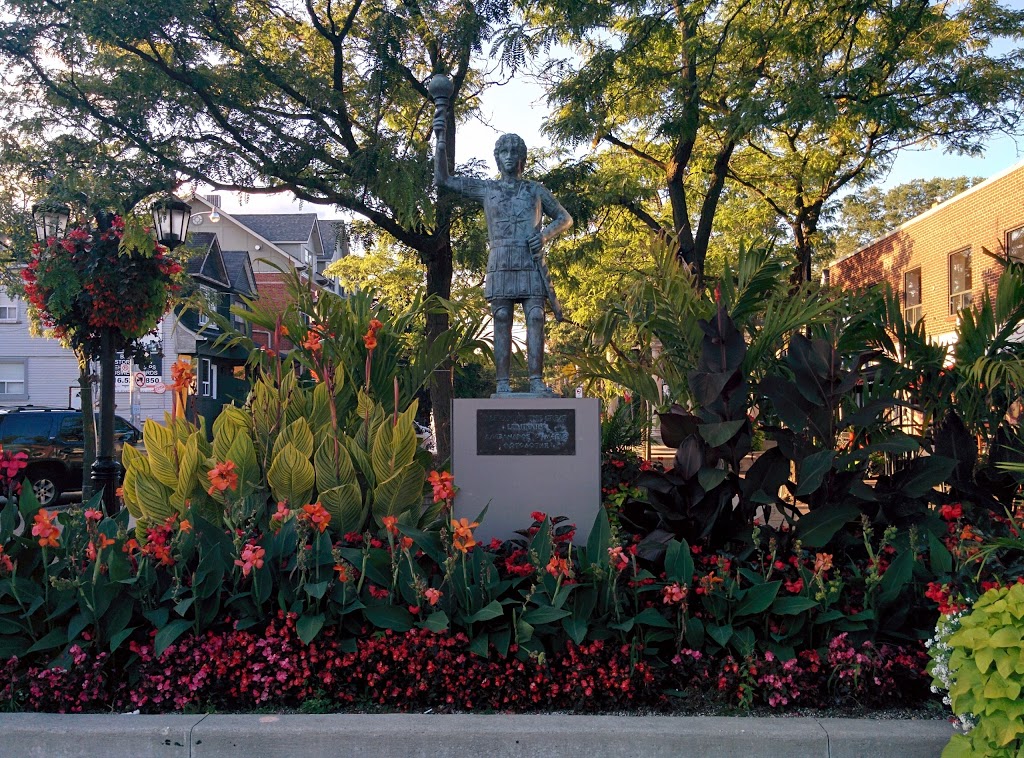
left=0, top=713, right=953, bottom=757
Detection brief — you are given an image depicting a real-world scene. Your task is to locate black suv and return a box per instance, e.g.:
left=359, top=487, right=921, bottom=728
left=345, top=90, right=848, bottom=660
left=0, top=406, right=142, bottom=507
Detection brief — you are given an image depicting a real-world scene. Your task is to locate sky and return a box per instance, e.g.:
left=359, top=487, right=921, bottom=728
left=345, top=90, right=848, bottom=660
left=210, top=67, right=1024, bottom=219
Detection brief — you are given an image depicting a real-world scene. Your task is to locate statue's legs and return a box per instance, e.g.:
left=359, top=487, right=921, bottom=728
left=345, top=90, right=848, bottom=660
left=491, top=298, right=513, bottom=393
left=525, top=297, right=547, bottom=393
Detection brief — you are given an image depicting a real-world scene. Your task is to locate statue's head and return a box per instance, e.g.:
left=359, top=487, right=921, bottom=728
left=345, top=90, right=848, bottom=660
left=493, top=133, right=527, bottom=176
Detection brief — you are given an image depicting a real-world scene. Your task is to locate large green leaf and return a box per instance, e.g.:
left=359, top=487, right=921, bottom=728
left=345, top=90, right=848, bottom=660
left=267, top=442, right=315, bottom=507
left=795, top=449, right=835, bottom=496
left=371, top=406, right=418, bottom=483
left=314, top=438, right=356, bottom=494
left=698, top=419, right=746, bottom=447
left=134, top=473, right=175, bottom=524
left=273, top=417, right=314, bottom=461
left=371, top=464, right=425, bottom=522
left=736, top=580, right=782, bottom=616
left=364, top=606, right=413, bottom=632
left=142, top=419, right=179, bottom=488
left=319, top=485, right=365, bottom=535
left=226, top=433, right=260, bottom=498
left=796, top=502, right=861, bottom=547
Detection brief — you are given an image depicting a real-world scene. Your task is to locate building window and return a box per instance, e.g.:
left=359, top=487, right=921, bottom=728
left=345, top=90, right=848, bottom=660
left=196, top=285, right=220, bottom=327
left=0, top=291, right=19, bottom=323
left=904, top=268, right=922, bottom=326
left=199, top=358, right=217, bottom=398
left=0, top=360, right=27, bottom=398
left=948, top=249, right=972, bottom=315
left=1008, top=226, right=1024, bottom=263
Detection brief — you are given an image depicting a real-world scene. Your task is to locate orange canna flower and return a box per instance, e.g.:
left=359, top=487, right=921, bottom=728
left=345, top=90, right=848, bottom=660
left=814, top=553, right=833, bottom=574
left=302, top=332, right=322, bottom=353
left=207, top=460, right=239, bottom=495
left=334, top=562, right=351, bottom=583
left=381, top=515, right=400, bottom=536
left=97, top=533, right=116, bottom=550
left=546, top=555, right=571, bottom=579
left=31, top=509, right=60, bottom=548
left=400, top=536, right=414, bottom=551
left=427, top=470, right=455, bottom=504
left=363, top=330, right=378, bottom=350
left=662, top=582, right=687, bottom=605
left=170, top=358, right=195, bottom=391
left=452, top=517, right=479, bottom=554
left=300, top=502, right=331, bottom=533
left=424, top=587, right=443, bottom=606
left=179, top=519, right=192, bottom=533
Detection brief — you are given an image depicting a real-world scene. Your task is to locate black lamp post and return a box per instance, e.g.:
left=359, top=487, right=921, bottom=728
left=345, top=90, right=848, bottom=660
left=32, top=195, right=192, bottom=516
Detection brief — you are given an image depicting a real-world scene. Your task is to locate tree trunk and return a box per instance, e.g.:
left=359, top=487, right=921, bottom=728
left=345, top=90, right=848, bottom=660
left=77, top=355, right=96, bottom=500
left=424, top=239, right=454, bottom=463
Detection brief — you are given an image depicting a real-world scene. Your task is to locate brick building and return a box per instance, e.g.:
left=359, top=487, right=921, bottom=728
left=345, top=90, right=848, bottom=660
left=827, top=160, right=1024, bottom=344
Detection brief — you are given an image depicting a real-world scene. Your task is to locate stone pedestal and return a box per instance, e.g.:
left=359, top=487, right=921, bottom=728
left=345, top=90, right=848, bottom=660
left=452, top=397, right=601, bottom=544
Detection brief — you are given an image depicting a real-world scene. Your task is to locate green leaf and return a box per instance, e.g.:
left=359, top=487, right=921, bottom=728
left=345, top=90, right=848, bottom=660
left=109, top=626, right=136, bottom=653
left=685, top=617, right=705, bottom=647
left=364, top=606, right=413, bottom=632
left=771, top=596, right=820, bottom=615
left=521, top=605, right=571, bottom=625
left=371, top=464, right=426, bottom=523
left=297, top=613, right=326, bottom=643
left=586, top=507, right=611, bottom=568
left=26, top=628, right=66, bottom=654
left=796, top=503, right=861, bottom=547
left=562, top=615, right=588, bottom=644
left=417, top=611, right=449, bottom=633
left=736, top=580, right=781, bottom=616
left=795, top=450, right=835, bottom=496
left=927, top=531, right=953, bottom=575
left=267, top=442, right=315, bottom=508
left=697, top=467, right=728, bottom=491
left=469, top=632, right=489, bottom=657
left=699, top=419, right=745, bottom=447
left=633, top=607, right=674, bottom=629
left=707, top=623, right=733, bottom=648
left=465, top=600, right=504, bottom=623
left=154, top=618, right=193, bottom=657
left=304, top=581, right=329, bottom=599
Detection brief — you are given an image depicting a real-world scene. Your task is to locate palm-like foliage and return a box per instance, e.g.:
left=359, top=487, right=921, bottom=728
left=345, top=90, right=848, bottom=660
left=571, top=233, right=866, bottom=406
left=206, top=266, right=491, bottom=419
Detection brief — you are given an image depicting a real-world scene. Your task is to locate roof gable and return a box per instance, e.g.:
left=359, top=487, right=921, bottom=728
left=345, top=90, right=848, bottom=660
left=232, top=213, right=318, bottom=243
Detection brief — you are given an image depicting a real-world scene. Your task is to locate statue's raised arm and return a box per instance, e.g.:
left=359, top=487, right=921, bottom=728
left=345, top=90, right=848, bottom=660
left=428, top=73, right=573, bottom=397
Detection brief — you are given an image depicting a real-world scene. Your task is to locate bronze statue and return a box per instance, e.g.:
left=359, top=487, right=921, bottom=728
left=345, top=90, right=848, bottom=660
left=430, top=74, right=572, bottom=396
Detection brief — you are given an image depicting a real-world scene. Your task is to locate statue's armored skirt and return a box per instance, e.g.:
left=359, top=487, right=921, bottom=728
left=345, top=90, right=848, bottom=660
left=485, top=240, right=546, bottom=300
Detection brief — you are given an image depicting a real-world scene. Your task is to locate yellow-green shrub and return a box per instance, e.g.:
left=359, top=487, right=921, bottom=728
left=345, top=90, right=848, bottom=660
left=935, top=583, right=1024, bottom=757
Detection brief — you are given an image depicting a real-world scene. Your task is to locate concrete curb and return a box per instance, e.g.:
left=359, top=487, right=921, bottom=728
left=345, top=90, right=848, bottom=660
left=0, top=713, right=953, bottom=757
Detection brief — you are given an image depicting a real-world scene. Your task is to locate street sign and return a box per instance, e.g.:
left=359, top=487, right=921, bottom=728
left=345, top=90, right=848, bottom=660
left=153, top=382, right=167, bottom=394
left=134, top=372, right=146, bottom=388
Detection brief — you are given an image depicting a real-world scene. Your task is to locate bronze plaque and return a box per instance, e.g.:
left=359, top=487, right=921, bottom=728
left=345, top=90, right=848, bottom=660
left=476, top=408, right=576, bottom=456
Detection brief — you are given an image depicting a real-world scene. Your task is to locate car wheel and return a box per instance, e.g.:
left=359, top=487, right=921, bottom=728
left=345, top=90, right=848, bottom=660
left=28, top=470, right=62, bottom=508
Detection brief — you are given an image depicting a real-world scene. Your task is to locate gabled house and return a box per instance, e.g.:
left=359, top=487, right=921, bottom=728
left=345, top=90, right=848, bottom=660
left=185, top=196, right=350, bottom=348
left=827, top=160, right=1024, bottom=345
left=168, top=232, right=256, bottom=425
left=1, top=199, right=349, bottom=427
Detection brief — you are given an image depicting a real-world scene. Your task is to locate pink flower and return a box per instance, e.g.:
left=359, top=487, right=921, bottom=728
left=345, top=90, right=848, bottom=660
left=425, top=588, right=443, bottom=606
left=234, top=542, right=265, bottom=577
left=662, top=582, right=687, bottom=605
left=84, top=509, right=103, bottom=522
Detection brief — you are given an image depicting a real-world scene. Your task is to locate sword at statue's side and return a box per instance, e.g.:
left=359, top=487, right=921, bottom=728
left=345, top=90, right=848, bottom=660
left=533, top=231, right=564, bottom=323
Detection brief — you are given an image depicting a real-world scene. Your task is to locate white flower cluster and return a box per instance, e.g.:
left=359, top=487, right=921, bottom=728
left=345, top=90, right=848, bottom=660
left=926, top=609, right=975, bottom=733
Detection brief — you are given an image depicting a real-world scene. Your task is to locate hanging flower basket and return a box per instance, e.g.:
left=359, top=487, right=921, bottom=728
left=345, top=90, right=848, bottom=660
left=21, top=214, right=184, bottom=358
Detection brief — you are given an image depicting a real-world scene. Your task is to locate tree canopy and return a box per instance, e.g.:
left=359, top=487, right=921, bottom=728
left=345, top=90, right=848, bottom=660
left=0, top=0, right=518, bottom=459
left=511, top=0, right=1024, bottom=281
left=826, top=176, right=984, bottom=259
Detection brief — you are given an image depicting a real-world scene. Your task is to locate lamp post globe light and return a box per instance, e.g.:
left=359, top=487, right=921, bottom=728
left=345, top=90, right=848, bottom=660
left=30, top=198, right=71, bottom=243
left=31, top=196, right=192, bottom=515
